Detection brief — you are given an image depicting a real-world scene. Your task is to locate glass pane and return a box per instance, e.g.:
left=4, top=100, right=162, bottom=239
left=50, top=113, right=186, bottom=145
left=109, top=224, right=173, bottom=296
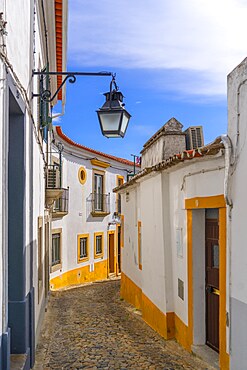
left=80, top=238, right=87, bottom=258
left=206, top=208, right=219, bottom=219
left=96, top=236, right=102, bottom=254
left=52, top=233, right=60, bottom=265
left=120, top=112, right=129, bottom=136
left=212, top=244, right=219, bottom=268
left=94, top=174, right=103, bottom=211
left=100, top=112, right=121, bottom=131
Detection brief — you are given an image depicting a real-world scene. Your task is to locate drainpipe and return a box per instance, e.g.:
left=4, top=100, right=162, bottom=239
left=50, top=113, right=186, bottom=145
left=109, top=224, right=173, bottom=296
left=221, top=135, right=232, bottom=208
left=221, top=134, right=233, bottom=354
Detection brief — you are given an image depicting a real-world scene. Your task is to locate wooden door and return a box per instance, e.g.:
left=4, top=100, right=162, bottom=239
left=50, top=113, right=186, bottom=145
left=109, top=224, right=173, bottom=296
left=117, top=226, right=121, bottom=273
left=205, top=217, right=220, bottom=352
left=109, top=233, right=115, bottom=273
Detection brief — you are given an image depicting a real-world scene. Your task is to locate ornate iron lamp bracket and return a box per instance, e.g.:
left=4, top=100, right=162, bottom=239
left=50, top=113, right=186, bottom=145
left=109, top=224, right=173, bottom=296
left=32, top=70, right=114, bottom=103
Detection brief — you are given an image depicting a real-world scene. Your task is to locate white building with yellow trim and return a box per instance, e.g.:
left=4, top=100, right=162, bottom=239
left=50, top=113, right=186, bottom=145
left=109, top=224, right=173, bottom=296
left=49, top=126, right=135, bottom=290
left=115, top=58, right=247, bottom=369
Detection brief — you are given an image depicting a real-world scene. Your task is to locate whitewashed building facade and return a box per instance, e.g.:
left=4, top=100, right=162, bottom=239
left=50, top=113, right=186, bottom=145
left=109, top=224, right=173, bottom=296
left=0, top=1, right=68, bottom=369
left=49, top=126, right=135, bottom=290
left=115, top=118, right=232, bottom=368
left=116, top=57, right=247, bottom=368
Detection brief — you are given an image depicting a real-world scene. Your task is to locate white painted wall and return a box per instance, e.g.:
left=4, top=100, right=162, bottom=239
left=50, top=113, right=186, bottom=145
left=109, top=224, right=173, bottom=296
left=121, top=185, right=143, bottom=289
left=51, top=140, right=134, bottom=281
left=168, top=157, right=224, bottom=324
left=227, top=58, right=247, bottom=304
left=141, top=174, right=167, bottom=313
left=0, top=2, right=67, bottom=363
left=121, top=154, right=225, bottom=328
left=227, top=57, right=247, bottom=369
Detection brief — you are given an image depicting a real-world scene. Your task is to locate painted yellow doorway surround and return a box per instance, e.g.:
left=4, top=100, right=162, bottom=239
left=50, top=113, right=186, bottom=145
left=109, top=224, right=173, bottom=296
left=185, top=195, right=229, bottom=370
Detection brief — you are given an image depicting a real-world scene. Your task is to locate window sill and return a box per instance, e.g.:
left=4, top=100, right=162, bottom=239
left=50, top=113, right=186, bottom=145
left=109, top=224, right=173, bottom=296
left=91, top=211, right=110, bottom=217
left=51, top=263, right=62, bottom=273
left=94, top=253, right=104, bottom=260
left=78, top=257, right=89, bottom=264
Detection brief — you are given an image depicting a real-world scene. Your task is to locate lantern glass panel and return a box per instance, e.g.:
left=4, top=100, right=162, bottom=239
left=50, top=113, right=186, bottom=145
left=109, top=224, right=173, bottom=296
left=120, top=112, right=129, bottom=136
left=100, top=112, right=121, bottom=131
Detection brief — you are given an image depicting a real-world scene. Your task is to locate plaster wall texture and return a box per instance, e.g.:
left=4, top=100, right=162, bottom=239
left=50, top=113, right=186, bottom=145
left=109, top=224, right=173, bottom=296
left=227, top=57, right=247, bottom=369
left=227, top=58, right=247, bottom=304
left=168, top=156, right=224, bottom=325
left=121, top=186, right=142, bottom=289
left=5, top=1, right=33, bottom=89
left=120, top=154, right=224, bottom=327
left=141, top=135, right=186, bottom=168
left=140, top=174, right=167, bottom=313
left=0, top=2, right=63, bottom=361
left=51, top=145, right=133, bottom=281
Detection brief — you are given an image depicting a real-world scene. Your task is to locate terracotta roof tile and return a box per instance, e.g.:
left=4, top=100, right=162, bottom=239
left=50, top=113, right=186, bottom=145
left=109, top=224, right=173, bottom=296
left=55, top=126, right=138, bottom=168
left=114, top=137, right=224, bottom=192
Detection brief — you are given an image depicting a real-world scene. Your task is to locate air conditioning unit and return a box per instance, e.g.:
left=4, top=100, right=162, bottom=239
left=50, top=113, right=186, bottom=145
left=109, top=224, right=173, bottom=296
left=47, top=168, right=60, bottom=188
left=184, top=126, right=204, bottom=150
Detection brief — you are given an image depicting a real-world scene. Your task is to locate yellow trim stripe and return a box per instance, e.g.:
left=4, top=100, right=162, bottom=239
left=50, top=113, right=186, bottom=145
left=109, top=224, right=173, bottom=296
left=90, top=159, right=110, bottom=168
left=186, top=195, right=229, bottom=369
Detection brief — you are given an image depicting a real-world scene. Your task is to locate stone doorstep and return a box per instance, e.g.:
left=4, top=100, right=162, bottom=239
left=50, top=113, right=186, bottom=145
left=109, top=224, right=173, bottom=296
left=192, top=345, right=219, bottom=370
left=10, top=353, right=29, bottom=370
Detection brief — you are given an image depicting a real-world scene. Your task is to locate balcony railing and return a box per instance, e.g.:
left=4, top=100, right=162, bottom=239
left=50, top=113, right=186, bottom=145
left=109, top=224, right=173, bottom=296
left=53, top=188, right=69, bottom=217
left=90, top=192, right=110, bottom=216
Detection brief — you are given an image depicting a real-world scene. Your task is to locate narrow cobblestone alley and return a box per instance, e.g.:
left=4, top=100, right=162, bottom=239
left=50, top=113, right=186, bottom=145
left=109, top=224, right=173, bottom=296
left=34, top=280, right=214, bottom=370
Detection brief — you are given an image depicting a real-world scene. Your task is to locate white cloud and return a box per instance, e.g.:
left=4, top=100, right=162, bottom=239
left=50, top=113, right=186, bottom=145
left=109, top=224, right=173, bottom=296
left=68, top=0, right=247, bottom=96
left=52, top=113, right=62, bottom=124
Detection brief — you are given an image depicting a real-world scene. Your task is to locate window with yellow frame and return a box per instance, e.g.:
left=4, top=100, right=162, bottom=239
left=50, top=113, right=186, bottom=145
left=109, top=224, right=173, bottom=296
left=116, top=175, right=124, bottom=214
left=78, top=167, right=87, bottom=185
left=94, top=232, right=104, bottom=259
left=77, top=234, right=89, bottom=263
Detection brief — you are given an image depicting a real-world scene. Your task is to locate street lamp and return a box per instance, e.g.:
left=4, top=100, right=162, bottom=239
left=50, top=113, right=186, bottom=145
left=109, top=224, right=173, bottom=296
left=32, top=70, right=131, bottom=138
left=97, top=75, right=131, bottom=138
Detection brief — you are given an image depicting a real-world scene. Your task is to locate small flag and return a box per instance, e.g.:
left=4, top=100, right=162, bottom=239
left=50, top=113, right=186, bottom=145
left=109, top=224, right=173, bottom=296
left=136, top=156, right=141, bottom=165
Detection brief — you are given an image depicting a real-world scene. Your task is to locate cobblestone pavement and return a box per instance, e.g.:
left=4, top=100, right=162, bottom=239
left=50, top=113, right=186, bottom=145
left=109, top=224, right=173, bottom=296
left=34, top=280, right=215, bottom=370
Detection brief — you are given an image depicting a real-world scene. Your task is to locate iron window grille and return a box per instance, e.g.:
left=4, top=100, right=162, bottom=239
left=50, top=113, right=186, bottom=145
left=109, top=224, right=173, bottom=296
left=95, top=235, right=103, bottom=255
left=90, top=192, right=110, bottom=214
left=79, top=237, right=88, bottom=259
left=52, top=233, right=61, bottom=266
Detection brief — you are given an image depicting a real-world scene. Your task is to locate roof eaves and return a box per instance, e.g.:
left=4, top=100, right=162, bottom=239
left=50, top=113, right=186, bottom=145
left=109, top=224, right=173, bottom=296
left=114, top=137, right=224, bottom=193
left=55, top=126, right=139, bottom=168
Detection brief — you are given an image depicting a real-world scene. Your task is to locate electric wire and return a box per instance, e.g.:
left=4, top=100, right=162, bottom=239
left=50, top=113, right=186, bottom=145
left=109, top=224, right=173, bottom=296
left=0, top=50, right=46, bottom=163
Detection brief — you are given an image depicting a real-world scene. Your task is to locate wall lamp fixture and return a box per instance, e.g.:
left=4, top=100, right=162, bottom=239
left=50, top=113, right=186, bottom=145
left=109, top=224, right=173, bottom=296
left=32, top=70, right=131, bottom=138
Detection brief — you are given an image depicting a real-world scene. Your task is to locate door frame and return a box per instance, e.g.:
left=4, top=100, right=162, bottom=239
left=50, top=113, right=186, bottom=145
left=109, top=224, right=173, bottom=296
left=107, top=230, right=116, bottom=275
left=117, top=224, right=121, bottom=275
left=185, top=195, right=229, bottom=370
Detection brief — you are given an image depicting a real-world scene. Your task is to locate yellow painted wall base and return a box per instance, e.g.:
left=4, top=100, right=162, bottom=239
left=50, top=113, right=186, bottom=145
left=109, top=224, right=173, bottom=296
left=174, top=314, right=191, bottom=352
left=121, top=273, right=178, bottom=341
left=120, top=272, right=142, bottom=309
left=50, top=260, right=107, bottom=290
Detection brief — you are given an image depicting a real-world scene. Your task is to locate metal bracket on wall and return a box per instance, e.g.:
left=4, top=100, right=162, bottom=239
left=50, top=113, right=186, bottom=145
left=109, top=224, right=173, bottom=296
left=32, top=70, right=113, bottom=103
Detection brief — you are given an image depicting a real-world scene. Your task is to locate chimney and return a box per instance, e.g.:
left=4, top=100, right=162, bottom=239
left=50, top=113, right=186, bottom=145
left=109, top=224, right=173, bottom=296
left=140, top=117, right=186, bottom=168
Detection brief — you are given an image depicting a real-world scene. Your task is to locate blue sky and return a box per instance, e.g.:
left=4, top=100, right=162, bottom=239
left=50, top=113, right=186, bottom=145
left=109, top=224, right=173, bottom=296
left=54, top=0, right=247, bottom=160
